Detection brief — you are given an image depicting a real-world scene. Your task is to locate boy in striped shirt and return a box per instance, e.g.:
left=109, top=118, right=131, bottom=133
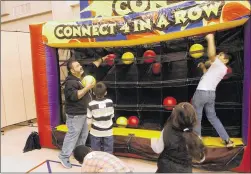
left=87, top=82, right=114, bottom=154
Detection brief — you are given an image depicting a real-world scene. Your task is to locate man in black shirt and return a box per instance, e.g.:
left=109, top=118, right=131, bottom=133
left=59, top=55, right=108, bottom=169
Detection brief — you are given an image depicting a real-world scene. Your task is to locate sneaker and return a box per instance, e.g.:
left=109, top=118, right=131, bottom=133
left=225, top=140, right=235, bottom=148
left=58, top=156, right=72, bottom=169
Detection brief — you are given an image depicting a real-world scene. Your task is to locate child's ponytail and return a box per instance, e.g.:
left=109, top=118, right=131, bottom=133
left=172, top=102, right=205, bottom=162
left=183, top=130, right=205, bottom=162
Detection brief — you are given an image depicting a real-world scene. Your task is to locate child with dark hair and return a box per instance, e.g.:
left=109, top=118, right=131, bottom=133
left=87, top=82, right=114, bottom=154
left=193, top=33, right=234, bottom=147
left=151, top=102, right=205, bottom=173
left=73, top=145, right=132, bottom=173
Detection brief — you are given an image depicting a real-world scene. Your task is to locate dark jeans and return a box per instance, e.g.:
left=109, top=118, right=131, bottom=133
left=90, top=134, right=114, bottom=154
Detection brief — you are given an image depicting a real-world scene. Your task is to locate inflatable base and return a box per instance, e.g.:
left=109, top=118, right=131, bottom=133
left=52, top=125, right=244, bottom=171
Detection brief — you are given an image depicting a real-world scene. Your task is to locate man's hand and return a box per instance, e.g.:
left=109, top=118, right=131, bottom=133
left=93, top=55, right=109, bottom=68
left=101, top=55, right=109, bottom=62
left=77, top=82, right=95, bottom=99
left=85, top=82, right=95, bottom=90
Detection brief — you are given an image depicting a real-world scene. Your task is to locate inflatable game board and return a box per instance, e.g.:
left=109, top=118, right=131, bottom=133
left=29, top=1, right=251, bottom=172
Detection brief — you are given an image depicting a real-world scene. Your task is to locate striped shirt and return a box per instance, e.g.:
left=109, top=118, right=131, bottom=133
left=81, top=151, right=132, bottom=173
left=87, top=98, right=114, bottom=137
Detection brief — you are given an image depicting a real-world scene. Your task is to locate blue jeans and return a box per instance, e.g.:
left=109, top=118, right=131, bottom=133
left=192, top=90, right=230, bottom=141
left=90, top=134, right=114, bottom=154
left=59, top=114, right=88, bottom=160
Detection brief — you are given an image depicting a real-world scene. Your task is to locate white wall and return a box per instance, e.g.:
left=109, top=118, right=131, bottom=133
left=1, top=13, right=53, bottom=32
left=17, top=32, right=37, bottom=120
left=1, top=1, right=52, bottom=23
left=1, top=85, right=7, bottom=128
left=1, top=32, right=27, bottom=126
left=1, top=1, right=81, bottom=127
left=1, top=31, right=36, bottom=127
left=1, top=1, right=80, bottom=32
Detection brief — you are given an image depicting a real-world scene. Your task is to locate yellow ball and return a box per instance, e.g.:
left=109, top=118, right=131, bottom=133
left=81, top=75, right=96, bottom=87
left=189, top=44, right=204, bottom=59
left=122, top=52, right=134, bottom=64
left=116, top=116, right=128, bottom=127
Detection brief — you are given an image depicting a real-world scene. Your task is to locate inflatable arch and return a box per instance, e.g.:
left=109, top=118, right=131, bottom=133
left=29, top=1, right=251, bottom=172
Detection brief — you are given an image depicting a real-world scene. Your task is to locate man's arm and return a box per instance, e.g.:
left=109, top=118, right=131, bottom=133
left=92, top=55, right=108, bottom=68
left=77, top=83, right=94, bottom=99
left=86, top=55, right=109, bottom=77
left=65, top=81, right=94, bottom=101
left=205, top=33, right=217, bottom=62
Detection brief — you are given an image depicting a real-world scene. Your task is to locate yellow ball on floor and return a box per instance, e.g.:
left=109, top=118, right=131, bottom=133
left=122, top=52, right=134, bottom=64
left=81, top=75, right=96, bottom=87
left=189, top=44, right=204, bottom=59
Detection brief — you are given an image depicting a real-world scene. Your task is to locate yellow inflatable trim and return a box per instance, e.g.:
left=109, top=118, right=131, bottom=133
left=55, top=124, right=243, bottom=147
left=47, top=19, right=248, bottom=48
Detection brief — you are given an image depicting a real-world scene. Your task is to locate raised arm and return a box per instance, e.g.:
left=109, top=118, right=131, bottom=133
left=205, top=33, right=217, bottom=62
left=92, top=55, right=108, bottom=68
left=86, top=55, right=109, bottom=77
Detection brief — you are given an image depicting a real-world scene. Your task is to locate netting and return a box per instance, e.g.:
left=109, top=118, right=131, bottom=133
left=58, top=26, right=244, bottom=137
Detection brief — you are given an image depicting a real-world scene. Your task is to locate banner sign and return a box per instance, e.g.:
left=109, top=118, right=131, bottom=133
left=42, top=1, right=250, bottom=47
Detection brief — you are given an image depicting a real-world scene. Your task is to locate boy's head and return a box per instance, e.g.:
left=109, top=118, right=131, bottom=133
left=218, top=52, right=232, bottom=65
left=73, top=145, right=92, bottom=164
left=93, top=82, right=107, bottom=99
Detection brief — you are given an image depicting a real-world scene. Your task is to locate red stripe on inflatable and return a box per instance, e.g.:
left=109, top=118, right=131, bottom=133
left=29, top=23, right=55, bottom=148
left=233, top=89, right=251, bottom=172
